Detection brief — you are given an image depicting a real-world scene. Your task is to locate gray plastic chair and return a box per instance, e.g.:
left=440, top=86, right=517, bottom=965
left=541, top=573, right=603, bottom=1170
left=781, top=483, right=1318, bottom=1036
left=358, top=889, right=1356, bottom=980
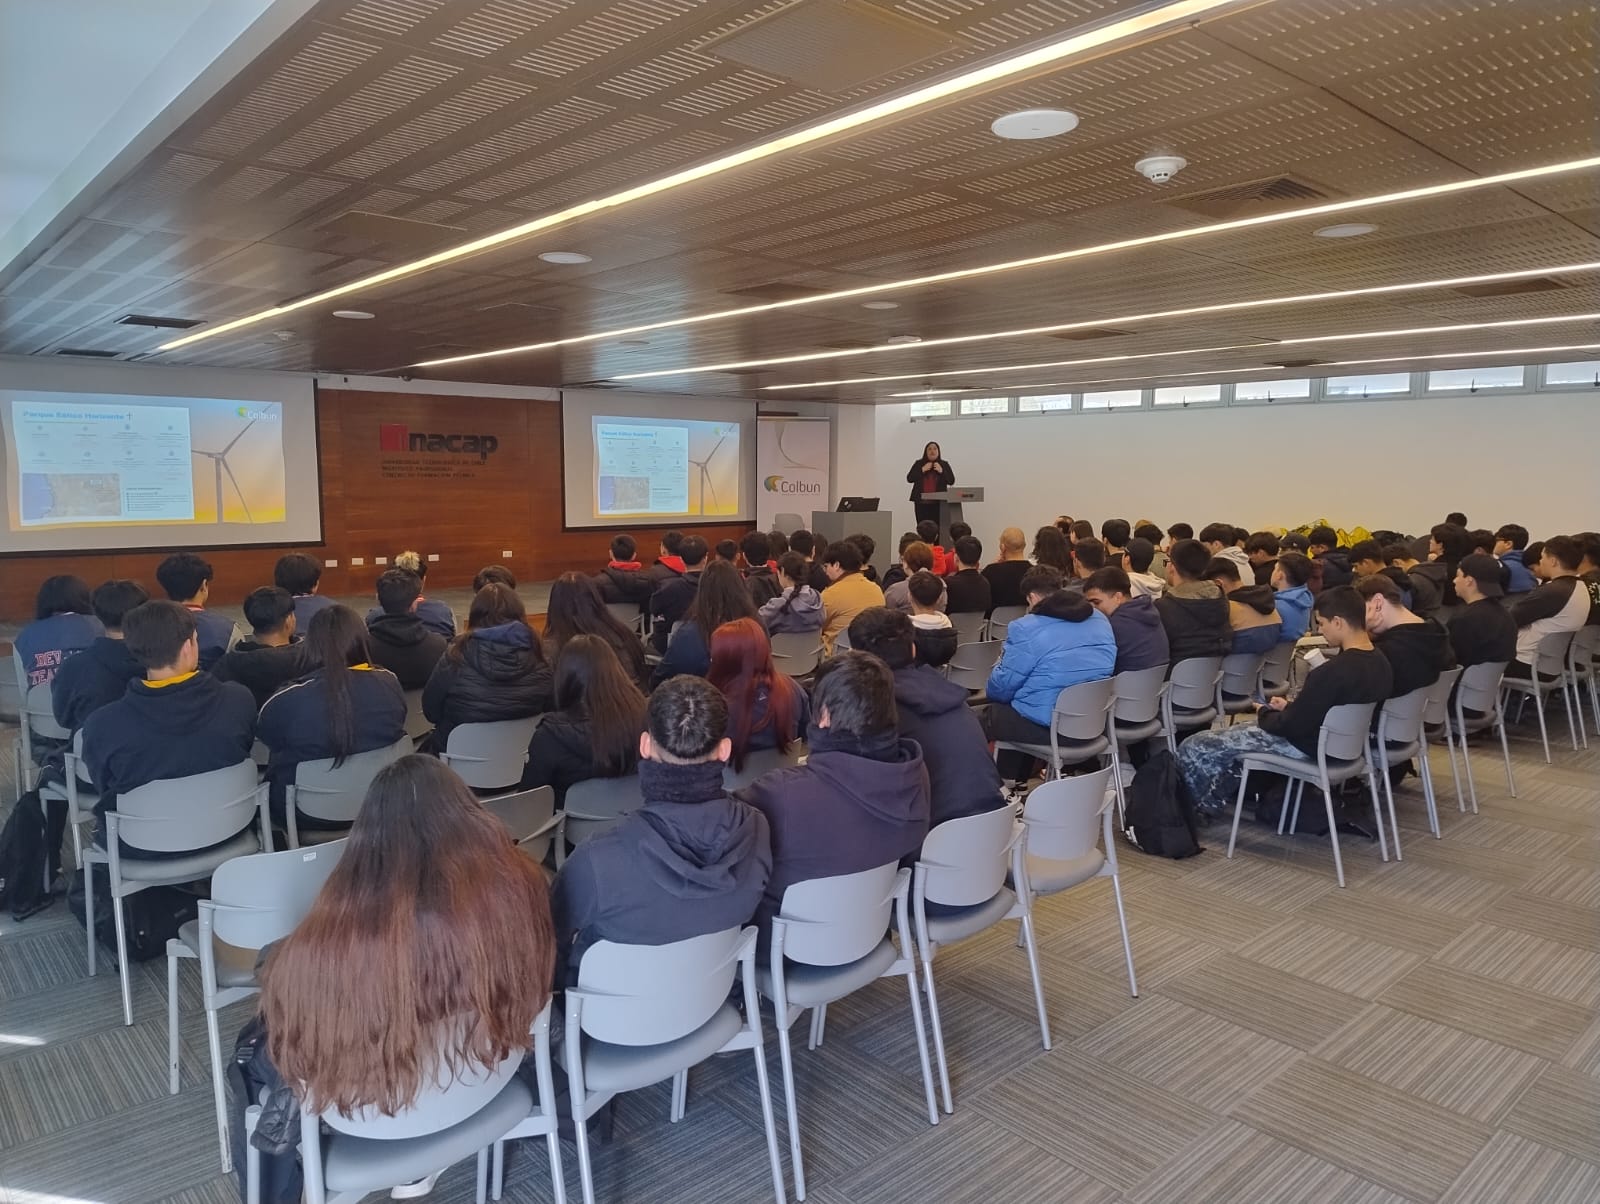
left=0, top=658, right=21, bottom=795
left=1161, top=656, right=1223, bottom=754
left=17, top=674, right=69, bottom=792
left=402, top=689, right=432, bottom=742
left=1501, top=630, right=1580, bottom=761
left=768, top=631, right=822, bottom=679
left=985, top=605, right=1027, bottom=639
left=1103, top=665, right=1169, bottom=824
left=50, top=728, right=100, bottom=870
left=1570, top=626, right=1599, bottom=738
left=482, top=786, right=565, bottom=869
left=1226, top=702, right=1383, bottom=887
left=949, top=611, right=987, bottom=645
left=440, top=716, right=543, bottom=792
left=285, top=738, right=412, bottom=848
left=1448, top=661, right=1517, bottom=810
left=945, top=640, right=1003, bottom=695
left=763, top=863, right=937, bottom=1198
left=831, top=626, right=852, bottom=652
left=993, top=675, right=1115, bottom=781
left=1217, top=649, right=1268, bottom=720
left=562, top=773, right=642, bottom=847
left=914, top=808, right=1044, bottom=1114
left=490, top=1005, right=567, bottom=1203
left=723, top=745, right=804, bottom=792
left=1017, top=767, right=1136, bottom=996
left=605, top=600, right=645, bottom=636
left=1420, top=667, right=1464, bottom=820
left=168, top=840, right=347, bottom=1172
left=83, top=759, right=269, bottom=1025
left=1371, top=687, right=1432, bottom=853
left=564, top=928, right=785, bottom=1204
left=1257, top=641, right=1295, bottom=698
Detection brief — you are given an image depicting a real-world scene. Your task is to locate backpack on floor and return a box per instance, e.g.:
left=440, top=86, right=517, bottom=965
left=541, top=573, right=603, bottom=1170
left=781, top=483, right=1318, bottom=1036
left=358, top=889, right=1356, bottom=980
left=0, top=789, right=52, bottom=920
left=1122, top=750, right=1203, bottom=859
left=67, top=862, right=201, bottom=962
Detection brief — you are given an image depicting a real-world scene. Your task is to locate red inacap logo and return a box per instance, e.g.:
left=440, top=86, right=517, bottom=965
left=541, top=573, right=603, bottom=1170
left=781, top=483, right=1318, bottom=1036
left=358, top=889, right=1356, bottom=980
left=379, top=423, right=409, bottom=452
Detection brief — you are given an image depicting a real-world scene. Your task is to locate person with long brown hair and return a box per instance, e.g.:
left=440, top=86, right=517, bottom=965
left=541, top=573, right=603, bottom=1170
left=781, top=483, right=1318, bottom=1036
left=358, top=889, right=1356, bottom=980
left=421, top=583, right=552, bottom=749
left=542, top=571, right=649, bottom=688
left=649, top=558, right=759, bottom=688
left=706, top=618, right=809, bottom=772
left=521, top=635, right=646, bottom=802
left=259, top=755, right=555, bottom=1118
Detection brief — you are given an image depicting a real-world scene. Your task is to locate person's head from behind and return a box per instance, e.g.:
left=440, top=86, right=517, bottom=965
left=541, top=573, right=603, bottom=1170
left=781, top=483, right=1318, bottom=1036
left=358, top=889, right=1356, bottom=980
left=1198, top=522, right=1234, bottom=552
left=906, top=570, right=943, bottom=614
left=847, top=606, right=915, bottom=671
left=545, top=571, right=619, bottom=648
left=1541, top=535, right=1582, bottom=578
left=34, top=574, right=93, bottom=621
left=1524, top=540, right=1547, bottom=580
left=1280, top=532, right=1310, bottom=554
left=1133, top=521, right=1163, bottom=546
left=788, top=528, right=815, bottom=559
left=690, top=559, right=759, bottom=634
left=822, top=538, right=863, bottom=580
left=948, top=521, right=971, bottom=543
left=260, top=754, right=553, bottom=1116
left=1054, top=516, right=1074, bottom=538
left=1124, top=537, right=1156, bottom=574
left=305, top=605, right=374, bottom=757
left=678, top=534, right=710, bottom=569
left=741, top=530, right=771, bottom=568
left=156, top=552, right=213, bottom=605
left=473, top=564, right=517, bottom=592
left=810, top=651, right=897, bottom=742
left=1245, top=532, right=1281, bottom=564
left=375, top=569, right=422, bottom=617
left=1083, top=566, right=1131, bottom=616
left=1072, top=537, right=1106, bottom=578
left=1577, top=532, right=1600, bottom=574
left=393, top=551, right=427, bottom=584
left=644, top=675, right=731, bottom=765
left=953, top=535, right=982, bottom=570
left=1454, top=553, right=1506, bottom=606
left=1101, top=518, right=1131, bottom=548
left=1307, top=525, right=1339, bottom=556
left=714, top=538, right=739, bottom=563
left=1494, top=524, right=1529, bottom=555
left=92, top=579, right=149, bottom=634
left=554, top=635, right=646, bottom=774
left=998, top=526, right=1026, bottom=558
left=659, top=530, right=685, bottom=560
left=847, top=532, right=876, bottom=566
left=467, top=583, right=526, bottom=632
left=1166, top=522, right=1193, bottom=548
left=913, top=519, right=938, bottom=548
left=123, top=600, right=198, bottom=675
left=1272, top=550, right=1314, bottom=591
left=274, top=552, right=321, bottom=596
left=768, top=529, right=789, bottom=557
left=1021, top=565, right=1063, bottom=608
left=610, top=534, right=637, bottom=564
left=1355, top=573, right=1413, bottom=633
left=1070, top=519, right=1095, bottom=544
left=1166, top=539, right=1210, bottom=584
left=901, top=540, right=934, bottom=575
left=776, top=551, right=809, bottom=590
left=1348, top=539, right=1386, bottom=579
left=708, top=618, right=796, bottom=766
left=244, top=586, right=296, bottom=641
left=1205, top=556, right=1243, bottom=592
left=1468, top=528, right=1494, bottom=555
left=1445, top=511, right=1468, bottom=528
left=1430, top=522, right=1470, bottom=563
left=1033, top=525, right=1070, bottom=570
left=1313, top=586, right=1368, bottom=650
left=1382, top=542, right=1414, bottom=568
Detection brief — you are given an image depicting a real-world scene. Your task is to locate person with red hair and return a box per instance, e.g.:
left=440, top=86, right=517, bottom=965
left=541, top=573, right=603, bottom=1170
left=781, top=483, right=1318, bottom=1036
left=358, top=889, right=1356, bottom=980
left=706, top=618, right=810, bottom=772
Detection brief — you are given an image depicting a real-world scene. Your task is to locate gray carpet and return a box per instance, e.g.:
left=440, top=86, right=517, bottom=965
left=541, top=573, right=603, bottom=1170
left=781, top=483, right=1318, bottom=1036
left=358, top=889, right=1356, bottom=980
left=0, top=697, right=1596, bottom=1204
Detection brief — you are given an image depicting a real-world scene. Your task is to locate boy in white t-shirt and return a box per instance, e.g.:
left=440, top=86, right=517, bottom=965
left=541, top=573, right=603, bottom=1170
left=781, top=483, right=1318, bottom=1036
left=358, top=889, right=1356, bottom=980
left=907, top=571, right=957, bottom=668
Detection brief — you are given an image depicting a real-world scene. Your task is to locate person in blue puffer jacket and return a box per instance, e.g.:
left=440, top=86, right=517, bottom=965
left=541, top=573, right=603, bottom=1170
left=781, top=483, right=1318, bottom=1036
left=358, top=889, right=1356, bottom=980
left=1494, top=524, right=1537, bottom=594
left=983, top=565, right=1116, bottom=781
left=1272, top=552, right=1316, bottom=643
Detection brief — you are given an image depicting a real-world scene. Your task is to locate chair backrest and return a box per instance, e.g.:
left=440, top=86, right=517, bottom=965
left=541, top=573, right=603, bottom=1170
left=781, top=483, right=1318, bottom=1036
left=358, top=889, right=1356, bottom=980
left=1534, top=629, right=1577, bottom=677
left=1051, top=675, right=1115, bottom=742
left=987, top=605, right=1027, bottom=637
left=1258, top=641, right=1295, bottom=691
left=1219, top=650, right=1266, bottom=698
left=946, top=640, right=1003, bottom=691
left=723, top=745, right=803, bottom=791
left=318, top=1033, right=527, bottom=1139
left=1110, top=665, right=1166, bottom=725
left=1456, top=661, right=1508, bottom=714
left=401, top=689, right=430, bottom=740
left=292, top=739, right=411, bottom=823
left=0, top=660, right=21, bottom=725
left=1167, top=656, right=1223, bottom=711
left=1318, top=702, right=1377, bottom=765
left=917, top=807, right=1017, bottom=908
left=832, top=626, right=852, bottom=651
left=1377, top=686, right=1428, bottom=748
left=1021, top=768, right=1112, bottom=863
left=562, top=772, right=642, bottom=845
left=575, top=927, right=746, bottom=1046
left=773, top=861, right=900, bottom=967
left=23, top=680, right=70, bottom=741
left=482, top=786, right=558, bottom=863
left=768, top=631, right=822, bottom=678
left=949, top=611, right=987, bottom=644
left=441, top=716, right=542, bottom=790
left=1422, top=666, right=1463, bottom=727
left=605, top=601, right=644, bottom=634
left=208, top=839, right=347, bottom=950
left=1573, top=625, right=1600, bottom=669
left=117, top=759, right=262, bottom=854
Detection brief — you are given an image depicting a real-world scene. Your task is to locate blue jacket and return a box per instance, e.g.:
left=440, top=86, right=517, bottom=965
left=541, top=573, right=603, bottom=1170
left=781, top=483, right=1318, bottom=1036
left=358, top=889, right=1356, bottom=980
left=985, top=591, right=1116, bottom=726
left=1274, top=585, right=1314, bottom=643
left=15, top=612, right=103, bottom=688
left=1499, top=549, right=1536, bottom=594
left=651, top=619, right=710, bottom=689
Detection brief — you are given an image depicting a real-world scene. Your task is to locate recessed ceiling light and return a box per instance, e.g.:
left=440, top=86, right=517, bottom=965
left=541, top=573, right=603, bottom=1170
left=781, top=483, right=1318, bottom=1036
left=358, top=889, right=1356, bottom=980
left=332, top=309, right=374, bottom=319
left=991, top=108, right=1079, bottom=140
left=539, top=251, right=592, bottom=264
left=861, top=300, right=901, bottom=310
left=885, top=334, right=922, bottom=345
left=1315, top=223, right=1379, bottom=238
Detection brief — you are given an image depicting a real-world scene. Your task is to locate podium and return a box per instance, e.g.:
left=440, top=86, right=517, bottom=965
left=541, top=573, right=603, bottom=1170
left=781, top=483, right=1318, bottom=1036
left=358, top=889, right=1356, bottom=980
left=925, top=488, right=984, bottom=546
left=810, top=509, right=894, bottom=578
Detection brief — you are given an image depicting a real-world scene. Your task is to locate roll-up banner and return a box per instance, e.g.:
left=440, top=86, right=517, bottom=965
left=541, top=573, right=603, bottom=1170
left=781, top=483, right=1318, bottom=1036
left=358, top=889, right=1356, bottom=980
left=756, top=416, right=830, bottom=531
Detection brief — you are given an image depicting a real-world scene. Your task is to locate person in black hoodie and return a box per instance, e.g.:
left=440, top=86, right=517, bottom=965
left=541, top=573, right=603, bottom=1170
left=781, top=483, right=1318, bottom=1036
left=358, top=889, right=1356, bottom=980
left=1307, top=526, right=1353, bottom=588
left=1357, top=574, right=1455, bottom=698
left=1082, top=567, right=1170, bottom=673
left=213, top=587, right=322, bottom=708
left=1155, top=539, right=1232, bottom=662
left=51, top=579, right=149, bottom=733
left=365, top=569, right=449, bottom=690
left=1176, top=587, right=1392, bottom=815
left=649, top=534, right=708, bottom=652
left=945, top=535, right=992, bottom=615
left=1448, top=554, right=1517, bottom=669
left=422, top=584, right=552, bottom=750
left=1385, top=543, right=1446, bottom=617
left=735, top=652, right=930, bottom=936
left=521, top=635, right=645, bottom=802
left=81, top=601, right=259, bottom=853
left=740, top=531, right=782, bottom=607
left=592, top=533, right=654, bottom=610
left=549, top=675, right=771, bottom=984
left=848, top=608, right=1006, bottom=827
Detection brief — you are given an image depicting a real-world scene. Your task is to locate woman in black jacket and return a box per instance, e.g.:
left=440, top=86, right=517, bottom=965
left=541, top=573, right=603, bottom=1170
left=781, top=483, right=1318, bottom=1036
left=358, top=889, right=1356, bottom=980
left=521, top=635, right=645, bottom=802
left=422, top=584, right=552, bottom=750
left=650, top=560, right=759, bottom=688
left=543, top=571, right=649, bottom=688
left=906, top=440, right=954, bottom=526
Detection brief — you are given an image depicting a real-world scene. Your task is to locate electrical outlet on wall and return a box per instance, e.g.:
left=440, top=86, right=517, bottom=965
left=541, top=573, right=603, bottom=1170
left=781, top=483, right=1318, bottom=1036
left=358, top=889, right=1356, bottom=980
left=502, top=550, right=513, bottom=558
left=351, top=557, right=365, bottom=566
left=375, top=557, right=388, bottom=565
left=323, top=559, right=338, bottom=568
left=427, top=554, right=440, bottom=562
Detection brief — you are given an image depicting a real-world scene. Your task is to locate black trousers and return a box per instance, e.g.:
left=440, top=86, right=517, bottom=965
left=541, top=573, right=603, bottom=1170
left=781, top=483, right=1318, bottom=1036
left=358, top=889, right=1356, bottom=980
left=985, top=703, right=1052, bottom=780
left=914, top=500, right=939, bottom=527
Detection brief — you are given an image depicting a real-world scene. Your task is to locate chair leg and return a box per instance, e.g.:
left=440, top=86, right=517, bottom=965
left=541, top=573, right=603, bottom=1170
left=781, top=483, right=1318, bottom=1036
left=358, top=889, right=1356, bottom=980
left=546, top=1128, right=567, bottom=1204
left=1286, top=780, right=1304, bottom=836
left=70, top=820, right=82, bottom=871
left=111, top=893, right=133, bottom=1026
left=1226, top=766, right=1251, bottom=858
left=492, top=1142, right=504, bottom=1201
left=902, top=961, right=939, bottom=1127
left=1460, top=720, right=1481, bottom=813
left=1110, top=755, right=1129, bottom=831
left=1418, top=745, right=1440, bottom=838
left=670, top=1069, right=688, bottom=1123
left=573, top=1094, right=597, bottom=1204
left=206, top=1002, right=232, bottom=1173
left=1440, top=725, right=1464, bottom=813
left=1375, top=763, right=1397, bottom=861
left=776, top=1023, right=806, bottom=1200
left=1111, top=874, right=1138, bottom=997
left=167, top=950, right=181, bottom=1095
left=1019, top=914, right=1051, bottom=1051
left=1495, top=702, right=1517, bottom=799
left=245, top=1105, right=262, bottom=1204
left=1561, top=679, right=1580, bottom=751
left=748, top=1042, right=786, bottom=1204
left=921, top=955, right=954, bottom=1115
left=85, top=863, right=97, bottom=977
left=1321, top=787, right=1345, bottom=888
left=1533, top=687, right=1553, bottom=763
left=477, top=1147, right=489, bottom=1204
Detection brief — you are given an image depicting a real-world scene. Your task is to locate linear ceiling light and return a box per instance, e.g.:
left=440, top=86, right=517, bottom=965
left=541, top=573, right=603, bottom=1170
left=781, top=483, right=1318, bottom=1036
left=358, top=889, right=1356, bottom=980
left=403, top=154, right=1600, bottom=372
left=609, top=262, right=1600, bottom=380
left=156, top=0, right=1242, bottom=353
left=766, top=312, right=1600, bottom=390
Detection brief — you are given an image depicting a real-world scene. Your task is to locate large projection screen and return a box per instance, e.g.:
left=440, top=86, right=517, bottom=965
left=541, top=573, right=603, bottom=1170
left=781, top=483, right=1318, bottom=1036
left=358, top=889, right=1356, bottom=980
left=561, top=392, right=756, bottom=529
left=0, top=359, right=321, bottom=554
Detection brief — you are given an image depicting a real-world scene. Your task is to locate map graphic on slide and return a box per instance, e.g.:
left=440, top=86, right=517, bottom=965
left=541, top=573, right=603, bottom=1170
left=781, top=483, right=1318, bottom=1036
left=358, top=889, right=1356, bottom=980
left=13, top=401, right=195, bottom=526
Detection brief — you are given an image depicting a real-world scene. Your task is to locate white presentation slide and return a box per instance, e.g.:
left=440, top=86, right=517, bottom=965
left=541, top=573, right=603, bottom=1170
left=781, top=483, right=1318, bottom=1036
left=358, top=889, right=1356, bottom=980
left=595, top=421, right=690, bottom=515
left=12, top=399, right=197, bottom=525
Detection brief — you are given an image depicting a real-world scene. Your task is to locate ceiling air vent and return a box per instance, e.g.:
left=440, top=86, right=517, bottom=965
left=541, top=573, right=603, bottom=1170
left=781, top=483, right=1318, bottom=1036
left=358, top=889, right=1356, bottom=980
left=1266, top=358, right=1327, bottom=369
left=116, top=313, right=202, bottom=330
left=55, top=347, right=119, bottom=358
left=1165, top=175, right=1333, bottom=220
left=1451, top=277, right=1568, bottom=298
left=723, top=281, right=833, bottom=303
left=1047, top=327, right=1132, bottom=341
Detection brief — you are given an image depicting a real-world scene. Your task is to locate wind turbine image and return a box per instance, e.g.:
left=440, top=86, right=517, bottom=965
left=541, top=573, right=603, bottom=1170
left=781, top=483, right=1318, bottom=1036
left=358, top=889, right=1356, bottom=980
left=689, top=428, right=731, bottom=515
left=191, top=419, right=256, bottom=523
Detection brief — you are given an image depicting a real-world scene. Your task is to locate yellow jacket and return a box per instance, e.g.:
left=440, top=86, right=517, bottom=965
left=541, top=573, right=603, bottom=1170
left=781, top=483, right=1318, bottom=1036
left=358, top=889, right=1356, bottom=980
left=820, top=572, right=886, bottom=653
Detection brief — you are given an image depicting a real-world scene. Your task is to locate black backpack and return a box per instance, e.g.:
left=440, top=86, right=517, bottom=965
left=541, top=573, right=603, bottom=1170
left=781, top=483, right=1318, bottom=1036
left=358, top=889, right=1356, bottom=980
left=0, top=789, right=52, bottom=920
left=1122, top=750, right=1203, bottom=859
left=67, top=862, right=201, bottom=962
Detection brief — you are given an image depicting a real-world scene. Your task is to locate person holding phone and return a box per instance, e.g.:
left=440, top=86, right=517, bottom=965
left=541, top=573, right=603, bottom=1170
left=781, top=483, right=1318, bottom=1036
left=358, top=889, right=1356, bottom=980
left=906, top=440, right=955, bottom=526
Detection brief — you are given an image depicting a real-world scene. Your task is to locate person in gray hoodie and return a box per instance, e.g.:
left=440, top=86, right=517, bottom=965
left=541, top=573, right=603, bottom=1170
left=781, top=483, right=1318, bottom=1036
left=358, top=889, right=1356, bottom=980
left=1083, top=567, right=1170, bottom=673
left=549, top=676, right=772, bottom=985
left=758, top=551, right=824, bottom=635
left=1200, top=523, right=1254, bottom=586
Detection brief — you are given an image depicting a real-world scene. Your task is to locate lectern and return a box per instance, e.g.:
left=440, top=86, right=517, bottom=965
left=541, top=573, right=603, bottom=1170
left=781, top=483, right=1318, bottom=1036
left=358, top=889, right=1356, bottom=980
left=925, top=488, right=984, bottom=546
left=810, top=509, right=894, bottom=577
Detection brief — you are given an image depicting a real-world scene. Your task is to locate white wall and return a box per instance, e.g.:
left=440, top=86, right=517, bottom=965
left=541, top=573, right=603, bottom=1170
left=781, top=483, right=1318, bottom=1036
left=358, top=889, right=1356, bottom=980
left=842, top=389, right=1599, bottom=546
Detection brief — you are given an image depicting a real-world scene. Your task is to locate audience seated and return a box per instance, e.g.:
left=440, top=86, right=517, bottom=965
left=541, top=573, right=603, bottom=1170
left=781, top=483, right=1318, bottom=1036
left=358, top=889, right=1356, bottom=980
left=848, top=607, right=1006, bottom=825
left=982, top=527, right=1032, bottom=611
left=649, top=534, right=708, bottom=651
left=1033, top=525, right=1073, bottom=575
left=880, top=531, right=917, bottom=594
left=1082, top=567, right=1169, bottom=674
left=81, top=601, right=258, bottom=850
left=259, top=755, right=554, bottom=1116
left=1066, top=537, right=1106, bottom=591
left=819, top=538, right=885, bottom=654
left=1494, top=524, right=1537, bottom=593
left=1123, top=536, right=1165, bottom=599
left=916, top=519, right=950, bottom=576
left=768, top=529, right=790, bottom=558
left=1177, top=587, right=1392, bottom=815
left=1579, top=533, right=1600, bottom=621
left=789, top=528, right=830, bottom=594
left=521, top=635, right=645, bottom=801
left=715, top=538, right=740, bottom=563
left=50, top=580, right=149, bottom=733
left=473, top=564, right=517, bottom=592
left=848, top=533, right=881, bottom=585
left=155, top=553, right=241, bottom=671
left=1206, top=557, right=1282, bottom=657
left=422, top=584, right=552, bottom=748
left=1069, top=519, right=1095, bottom=547
left=1200, top=523, right=1252, bottom=585
left=885, top=541, right=945, bottom=613
left=1469, top=528, right=1496, bottom=556
left=274, top=553, right=335, bottom=633
left=592, top=534, right=654, bottom=607
left=984, top=566, right=1117, bottom=780
left=1165, top=522, right=1194, bottom=550
left=1356, top=574, right=1455, bottom=697
left=257, top=606, right=408, bottom=826
left=1428, top=522, right=1472, bottom=606
left=362, top=551, right=455, bottom=638
left=652, top=559, right=759, bottom=687
left=363, top=569, right=449, bottom=690
left=1101, top=519, right=1131, bottom=570
left=907, top=571, right=957, bottom=668
left=213, top=587, right=321, bottom=706
left=759, top=551, right=824, bottom=635
left=648, top=530, right=689, bottom=588
left=1307, top=526, right=1353, bottom=588
left=1272, top=552, right=1316, bottom=642
left=1523, top=540, right=1547, bottom=583
left=551, top=676, right=771, bottom=983
left=1384, top=543, right=1444, bottom=616
left=1448, top=554, right=1518, bottom=668
left=735, top=652, right=929, bottom=935
left=1156, top=539, right=1232, bottom=662
left=1134, top=522, right=1169, bottom=579
left=14, top=575, right=102, bottom=689
left=945, top=535, right=992, bottom=614
left=545, top=571, right=650, bottom=689
left=1508, top=535, right=1589, bottom=678
left=1245, top=531, right=1280, bottom=587
left=741, top=531, right=782, bottom=606
left=707, top=618, right=809, bottom=770
left=943, top=522, right=973, bottom=576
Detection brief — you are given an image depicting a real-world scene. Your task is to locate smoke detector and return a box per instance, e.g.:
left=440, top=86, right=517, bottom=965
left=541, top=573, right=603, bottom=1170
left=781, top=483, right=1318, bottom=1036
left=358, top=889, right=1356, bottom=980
left=1134, top=154, right=1187, bottom=184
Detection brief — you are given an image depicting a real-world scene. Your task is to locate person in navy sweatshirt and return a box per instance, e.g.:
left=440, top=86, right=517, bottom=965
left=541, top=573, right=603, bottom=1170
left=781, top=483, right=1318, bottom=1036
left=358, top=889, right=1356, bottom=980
left=274, top=552, right=336, bottom=635
left=155, top=553, right=242, bottom=671
left=1082, top=567, right=1171, bottom=672
left=363, top=551, right=456, bottom=639
left=51, top=579, right=150, bottom=733
left=14, top=575, right=103, bottom=690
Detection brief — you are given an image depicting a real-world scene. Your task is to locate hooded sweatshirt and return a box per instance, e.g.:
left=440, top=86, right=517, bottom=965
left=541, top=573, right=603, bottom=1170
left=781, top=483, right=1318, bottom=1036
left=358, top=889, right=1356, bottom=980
left=1274, top=584, right=1314, bottom=643
left=14, top=612, right=103, bottom=688
left=1127, top=570, right=1166, bottom=600
left=1315, top=549, right=1354, bottom=588
left=592, top=561, right=654, bottom=606
left=50, top=636, right=144, bottom=732
left=890, top=666, right=1007, bottom=826
left=759, top=584, right=824, bottom=634
left=1373, top=618, right=1455, bottom=698
left=551, top=758, right=771, bottom=983
left=365, top=612, right=449, bottom=690
left=1448, top=599, right=1517, bottom=669
left=1405, top=561, right=1448, bottom=616
left=363, top=600, right=455, bottom=640
left=743, top=564, right=783, bottom=608
left=212, top=637, right=322, bottom=709
left=1106, top=594, right=1170, bottom=673
left=736, top=727, right=930, bottom=934
left=421, top=621, right=552, bottom=749
left=1155, top=580, right=1232, bottom=662
left=910, top=612, right=958, bottom=668
left=257, top=665, right=409, bottom=809
left=1498, top=549, right=1536, bottom=594
left=1511, top=576, right=1590, bottom=666
left=1213, top=545, right=1253, bottom=583
left=985, top=591, right=1117, bottom=726
left=1226, top=584, right=1283, bottom=656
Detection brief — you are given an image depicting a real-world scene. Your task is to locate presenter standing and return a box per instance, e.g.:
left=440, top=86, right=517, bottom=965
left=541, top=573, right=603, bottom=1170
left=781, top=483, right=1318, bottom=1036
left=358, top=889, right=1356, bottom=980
left=907, top=441, right=955, bottom=526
